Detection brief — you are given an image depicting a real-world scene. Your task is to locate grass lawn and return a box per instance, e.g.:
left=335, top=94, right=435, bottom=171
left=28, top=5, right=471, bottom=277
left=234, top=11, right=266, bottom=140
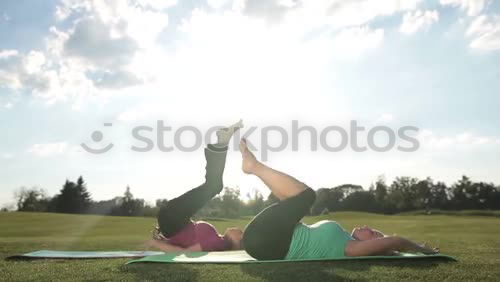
left=1, top=211, right=499, bottom=281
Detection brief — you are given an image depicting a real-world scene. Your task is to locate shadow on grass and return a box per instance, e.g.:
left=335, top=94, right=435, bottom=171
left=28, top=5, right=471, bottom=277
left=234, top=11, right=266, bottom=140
left=240, top=258, right=449, bottom=281
left=330, top=258, right=451, bottom=270
left=240, top=262, right=349, bottom=281
left=123, top=263, right=199, bottom=281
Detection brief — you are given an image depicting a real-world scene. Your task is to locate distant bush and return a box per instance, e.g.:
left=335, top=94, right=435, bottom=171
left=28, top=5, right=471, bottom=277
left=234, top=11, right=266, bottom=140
left=398, top=209, right=500, bottom=217
left=14, top=186, right=50, bottom=212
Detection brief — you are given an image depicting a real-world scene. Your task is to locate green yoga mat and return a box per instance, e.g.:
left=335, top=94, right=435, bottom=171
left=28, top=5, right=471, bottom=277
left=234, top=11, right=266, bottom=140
left=127, top=250, right=456, bottom=264
left=7, top=250, right=164, bottom=259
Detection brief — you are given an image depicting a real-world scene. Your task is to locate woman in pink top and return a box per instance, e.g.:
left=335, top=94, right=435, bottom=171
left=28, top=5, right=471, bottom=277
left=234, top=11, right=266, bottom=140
left=146, top=121, right=244, bottom=252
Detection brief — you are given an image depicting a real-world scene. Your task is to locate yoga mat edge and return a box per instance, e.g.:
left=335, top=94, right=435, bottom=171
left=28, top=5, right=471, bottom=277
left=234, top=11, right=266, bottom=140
left=6, top=250, right=164, bottom=260
left=5, top=250, right=456, bottom=263
left=126, top=250, right=457, bottom=264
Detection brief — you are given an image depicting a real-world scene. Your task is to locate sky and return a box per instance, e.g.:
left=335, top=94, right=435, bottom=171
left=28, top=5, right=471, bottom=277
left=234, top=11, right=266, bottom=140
left=1, top=0, right=500, bottom=208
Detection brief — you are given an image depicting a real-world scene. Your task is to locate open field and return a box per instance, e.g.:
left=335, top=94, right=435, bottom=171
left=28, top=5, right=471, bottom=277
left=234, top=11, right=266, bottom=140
left=1, top=212, right=499, bottom=281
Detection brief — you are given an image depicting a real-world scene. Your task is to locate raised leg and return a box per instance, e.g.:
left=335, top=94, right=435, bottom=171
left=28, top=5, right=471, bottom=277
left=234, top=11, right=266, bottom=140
left=156, top=120, right=243, bottom=237
left=240, top=138, right=306, bottom=200
left=157, top=145, right=228, bottom=237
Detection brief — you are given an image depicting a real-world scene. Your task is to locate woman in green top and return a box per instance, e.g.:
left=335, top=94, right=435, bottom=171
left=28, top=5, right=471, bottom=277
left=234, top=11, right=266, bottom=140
left=240, top=139, right=439, bottom=260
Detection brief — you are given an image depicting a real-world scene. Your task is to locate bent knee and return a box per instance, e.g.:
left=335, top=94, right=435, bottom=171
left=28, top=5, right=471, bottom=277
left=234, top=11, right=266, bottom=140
left=203, top=178, right=223, bottom=192
left=303, top=187, right=317, bottom=205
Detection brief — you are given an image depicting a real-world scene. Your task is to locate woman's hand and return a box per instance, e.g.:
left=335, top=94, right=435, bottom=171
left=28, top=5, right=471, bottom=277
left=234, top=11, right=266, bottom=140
left=144, top=238, right=189, bottom=252
left=141, top=238, right=202, bottom=253
left=345, top=236, right=440, bottom=257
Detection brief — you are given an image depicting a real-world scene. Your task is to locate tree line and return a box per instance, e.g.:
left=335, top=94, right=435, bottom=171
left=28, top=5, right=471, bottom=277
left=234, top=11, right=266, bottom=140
left=9, top=175, right=500, bottom=217
left=10, top=176, right=270, bottom=218
left=310, top=176, right=500, bottom=215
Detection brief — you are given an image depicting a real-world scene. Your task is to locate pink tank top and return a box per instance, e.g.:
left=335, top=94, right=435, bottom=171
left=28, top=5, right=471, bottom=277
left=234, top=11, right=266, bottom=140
left=167, top=221, right=230, bottom=251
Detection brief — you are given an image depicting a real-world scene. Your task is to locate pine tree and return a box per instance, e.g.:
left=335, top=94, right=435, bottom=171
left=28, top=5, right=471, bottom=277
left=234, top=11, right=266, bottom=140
left=75, top=176, right=91, bottom=213
left=54, top=177, right=92, bottom=214
left=113, top=186, right=144, bottom=216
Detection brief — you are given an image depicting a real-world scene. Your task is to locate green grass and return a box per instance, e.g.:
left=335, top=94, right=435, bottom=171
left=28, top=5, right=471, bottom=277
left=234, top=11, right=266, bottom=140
left=1, top=212, right=499, bottom=281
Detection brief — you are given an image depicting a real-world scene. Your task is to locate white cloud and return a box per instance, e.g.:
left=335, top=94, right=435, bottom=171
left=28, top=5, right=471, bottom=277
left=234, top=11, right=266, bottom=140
left=2, top=13, right=11, bottom=22
left=0, top=49, right=71, bottom=103
left=400, top=10, right=439, bottom=34
left=27, top=142, right=69, bottom=157
left=474, top=137, right=491, bottom=145
left=91, top=69, right=142, bottom=89
left=0, top=0, right=171, bottom=105
left=54, top=0, right=90, bottom=21
left=440, top=0, right=489, bottom=17
left=238, top=0, right=300, bottom=23
left=0, top=49, right=54, bottom=94
left=325, top=0, right=422, bottom=27
left=136, top=0, right=178, bottom=10
left=456, top=132, right=472, bottom=143
left=0, top=52, right=20, bottom=88
left=56, top=0, right=169, bottom=49
left=419, top=130, right=498, bottom=149
left=0, top=0, right=426, bottom=109
left=63, top=17, right=138, bottom=69
left=112, top=8, right=348, bottom=122
left=108, top=8, right=383, bottom=122
left=331, top=26, right=384, bottom=58
left=233, top=0, right=422, bottom=29
left=0, top=153, right=13, bottom=160
left=466, top=15, right=490, bottom=36
left=377, top=113, right=394, bottom=123
left=466, top=15, right=500, bottom=51
left=27, top=143, right=84, bottom=157
left=0, top=50, right=18, bottom=58
left=24, top=51, right=47, bottom=74
left=116, top=103, right=166, bottom=122
left=207, top=0, right=234, bottom=10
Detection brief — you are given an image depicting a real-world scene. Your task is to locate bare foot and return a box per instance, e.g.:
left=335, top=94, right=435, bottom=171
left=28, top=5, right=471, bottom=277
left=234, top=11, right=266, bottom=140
left=239, top=138, right=260, bottom=174
left=421, top=243, right=440, bottom=254
left=216, top=119, right=244, bottom=146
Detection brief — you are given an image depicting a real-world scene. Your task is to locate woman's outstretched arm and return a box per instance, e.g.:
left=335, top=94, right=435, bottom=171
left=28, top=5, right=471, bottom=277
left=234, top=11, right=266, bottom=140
left=344, top=236, right=439, bottom=257
left=144, top=239, right=202, bottom=252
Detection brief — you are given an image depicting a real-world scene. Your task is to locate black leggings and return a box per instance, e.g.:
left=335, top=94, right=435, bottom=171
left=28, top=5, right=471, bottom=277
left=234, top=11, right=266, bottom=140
left=157, top=144, right=228, bottom=237
left=242, top=187, right=317, bottom=260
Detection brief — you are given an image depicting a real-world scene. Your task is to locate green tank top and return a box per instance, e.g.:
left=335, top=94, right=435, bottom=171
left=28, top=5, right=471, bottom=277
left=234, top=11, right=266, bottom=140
left=285, top=220, right=354, bottom=260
